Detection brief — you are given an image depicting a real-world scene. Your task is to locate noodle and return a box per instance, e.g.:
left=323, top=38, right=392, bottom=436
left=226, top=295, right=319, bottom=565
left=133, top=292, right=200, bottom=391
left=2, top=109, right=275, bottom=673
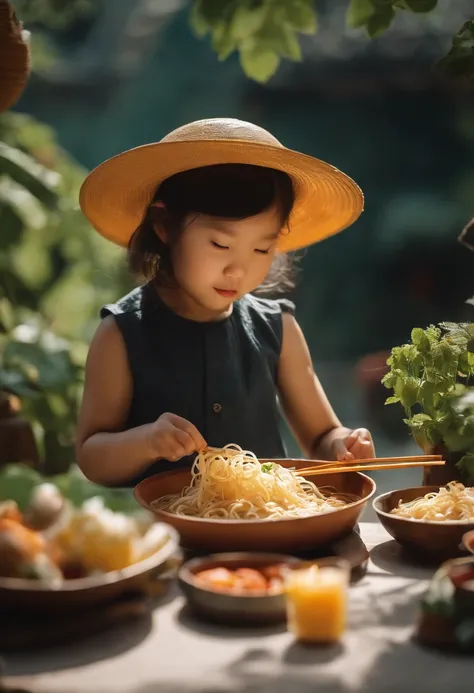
left=390, top=482, right=474, bottom=522
left=151, top=444, right=359, bottom=520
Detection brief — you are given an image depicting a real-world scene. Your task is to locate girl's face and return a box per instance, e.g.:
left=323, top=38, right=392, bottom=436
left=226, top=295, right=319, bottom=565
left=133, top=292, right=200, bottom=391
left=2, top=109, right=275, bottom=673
left=156, top=205, right=282, bottom=316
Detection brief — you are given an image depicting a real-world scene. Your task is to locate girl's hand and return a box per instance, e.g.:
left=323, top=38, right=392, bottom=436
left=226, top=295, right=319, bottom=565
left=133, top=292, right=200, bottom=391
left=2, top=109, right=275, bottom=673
left=331, top=428, right=375, bottom=462
left=149, top=413, right=207, bottom=462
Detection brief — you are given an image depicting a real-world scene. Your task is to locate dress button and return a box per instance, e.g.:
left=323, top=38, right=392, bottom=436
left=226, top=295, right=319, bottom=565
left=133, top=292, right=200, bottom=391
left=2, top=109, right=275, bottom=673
left=212, top=403, right=222, bottom=413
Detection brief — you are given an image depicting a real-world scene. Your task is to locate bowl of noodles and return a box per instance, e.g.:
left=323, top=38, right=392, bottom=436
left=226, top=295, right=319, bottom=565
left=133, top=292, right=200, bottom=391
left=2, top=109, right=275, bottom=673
left=134, top=445, right=376, bottom=553
left=373, top=482, right=474, bottom=559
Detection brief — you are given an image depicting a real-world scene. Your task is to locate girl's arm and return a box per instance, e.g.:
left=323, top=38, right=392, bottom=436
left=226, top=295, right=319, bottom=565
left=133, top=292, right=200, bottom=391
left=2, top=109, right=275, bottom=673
left=277, top=313, right=374, bottom=461
left=75, top=317, right=205, bottom=486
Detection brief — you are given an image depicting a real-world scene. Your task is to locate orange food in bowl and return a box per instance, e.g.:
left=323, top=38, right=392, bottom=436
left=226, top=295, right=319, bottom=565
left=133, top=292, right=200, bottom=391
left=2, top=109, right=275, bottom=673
left=193, top=564, right=285, bottom=595
left=0, top=517, right=46, bottom=558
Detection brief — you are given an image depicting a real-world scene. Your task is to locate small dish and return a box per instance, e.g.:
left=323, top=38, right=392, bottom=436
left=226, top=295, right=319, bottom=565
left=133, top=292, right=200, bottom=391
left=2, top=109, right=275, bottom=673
left=178, top=552, right=301, bottom=626
left=373, top=486, right=474, bottom=560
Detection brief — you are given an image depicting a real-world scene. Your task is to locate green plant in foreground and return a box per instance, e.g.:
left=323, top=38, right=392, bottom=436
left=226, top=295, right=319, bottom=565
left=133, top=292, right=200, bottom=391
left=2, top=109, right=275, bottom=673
left=382, top=322, right=474, bottom=481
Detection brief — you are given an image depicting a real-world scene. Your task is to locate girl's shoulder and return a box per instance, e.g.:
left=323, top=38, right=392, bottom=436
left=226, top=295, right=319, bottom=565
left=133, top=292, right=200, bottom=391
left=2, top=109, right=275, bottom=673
left=237, top=294, right=295, bottom=352
left=241, top=293, right=295, bottom=320
left=100, top=285, right=145, bottom=319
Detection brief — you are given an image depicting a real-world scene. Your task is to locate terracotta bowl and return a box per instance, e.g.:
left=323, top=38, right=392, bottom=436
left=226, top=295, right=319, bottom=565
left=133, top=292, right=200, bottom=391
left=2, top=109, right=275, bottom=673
left=0, top=525, right=179, bottom=614
left=178, top=552, right=301, bottom=626
left=463, top=530, right=474, bottom=555
left=134, top=464, right=376, bottom=553
left=373, top=486, right=474, bottom=560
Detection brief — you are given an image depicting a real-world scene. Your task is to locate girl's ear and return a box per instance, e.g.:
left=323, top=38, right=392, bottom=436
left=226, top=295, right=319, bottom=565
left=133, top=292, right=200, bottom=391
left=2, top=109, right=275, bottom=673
left=150, top=202, right=167, bottom=244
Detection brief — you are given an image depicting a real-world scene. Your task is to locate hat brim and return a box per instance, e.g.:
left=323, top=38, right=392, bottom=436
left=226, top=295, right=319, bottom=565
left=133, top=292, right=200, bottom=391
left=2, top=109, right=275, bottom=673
left=79, top=139, right=364, bottom=253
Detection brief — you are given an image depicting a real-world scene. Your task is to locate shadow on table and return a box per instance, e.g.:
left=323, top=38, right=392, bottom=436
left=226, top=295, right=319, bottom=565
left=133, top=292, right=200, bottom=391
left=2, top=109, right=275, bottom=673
left=175, top=604, right=288, bottom=638
left=3, top=612, right=153, bottom=676
left=350, top=576, right=425, bottom=630
left=370, top=540, right=439, bottom=579
left=130, top=636, right=473, bottom=693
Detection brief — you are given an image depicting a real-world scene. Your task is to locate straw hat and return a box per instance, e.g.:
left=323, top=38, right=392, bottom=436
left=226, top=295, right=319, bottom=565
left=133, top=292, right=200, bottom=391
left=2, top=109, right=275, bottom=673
left=79, top=118, right=364, bottom=252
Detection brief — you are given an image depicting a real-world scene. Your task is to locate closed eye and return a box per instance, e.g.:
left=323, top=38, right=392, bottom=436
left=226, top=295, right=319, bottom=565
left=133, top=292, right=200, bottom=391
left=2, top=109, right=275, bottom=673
left=255, top=248, right=271, bottom=254
left=211, top=241, right=229, bottom=250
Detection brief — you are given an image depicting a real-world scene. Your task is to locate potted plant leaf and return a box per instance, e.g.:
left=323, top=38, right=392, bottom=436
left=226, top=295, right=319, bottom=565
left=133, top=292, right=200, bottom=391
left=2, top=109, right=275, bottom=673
left=382, top=322, right=474, bottom=486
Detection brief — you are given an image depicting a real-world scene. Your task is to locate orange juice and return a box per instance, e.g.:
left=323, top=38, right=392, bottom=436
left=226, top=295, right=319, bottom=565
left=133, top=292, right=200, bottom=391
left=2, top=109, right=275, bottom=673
left=284, top=558, right=350, bottom=643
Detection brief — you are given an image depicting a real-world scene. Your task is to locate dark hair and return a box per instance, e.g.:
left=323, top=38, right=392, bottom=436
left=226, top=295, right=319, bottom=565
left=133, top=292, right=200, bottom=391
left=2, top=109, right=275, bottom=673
left=128, top=163, right=297, bottom=295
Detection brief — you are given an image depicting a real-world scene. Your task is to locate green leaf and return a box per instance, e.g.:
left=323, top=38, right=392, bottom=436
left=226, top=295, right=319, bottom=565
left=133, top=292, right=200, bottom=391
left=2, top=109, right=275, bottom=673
left=456, top=453, right=474, bottom=483
left=402, top=0, right=439, bottom=11
left=0, top=177, right=48, bottom=232
left=273, top=24, right=302, bottom=61
left=409, top=413, right=434, bottom=426
left=197, top=0, right=229, bottom=25
left=438, top=20, right=474, bottom=81
left=261, top=462, right=273, bottom=473
left=382, top=371, right=397, bottom=389
left=0, top=194, right=25, bottom=248
left=411, top=327, right=430, bottom=352
left=402, top=378, right=420, bottom=408
left=0, top=298, right=15, bottom=333
left=458, top=352, right=471, bottom=376
left=254, top=15, right=304, bottom=62
left=4, top=341, right=76, bottom=390
left=0, top=369, right=39, bottom=397
left=282, top=0, right=317, bottom=34
left=189, top=0, right=210, bottom=37
left=0, top=142, right=60, bottom=210
left=230, top=4, right=267, bottom=42
left=239, top=42, right=280, bottom=82
left=367, top=7, right=396, bottom=38
left=385, top=396, right=400, bottom=405
left=0, top=464, right=42, bottom=511
left=439, top=322, right=462, bottom=332
left=211, top=21, right=237, bottom=60
left=346, top=0, right=374, bottom=28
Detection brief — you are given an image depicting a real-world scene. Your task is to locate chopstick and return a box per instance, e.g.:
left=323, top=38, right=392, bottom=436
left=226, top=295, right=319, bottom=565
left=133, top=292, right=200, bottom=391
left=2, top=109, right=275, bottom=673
left=293, top=454, right=442, bottom=474
left=295, top=459, right=445, bottom=477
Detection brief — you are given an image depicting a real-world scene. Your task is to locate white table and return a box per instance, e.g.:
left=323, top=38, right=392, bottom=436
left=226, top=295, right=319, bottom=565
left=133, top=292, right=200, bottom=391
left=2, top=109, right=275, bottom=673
left=3, top=523, right=471, bottom=693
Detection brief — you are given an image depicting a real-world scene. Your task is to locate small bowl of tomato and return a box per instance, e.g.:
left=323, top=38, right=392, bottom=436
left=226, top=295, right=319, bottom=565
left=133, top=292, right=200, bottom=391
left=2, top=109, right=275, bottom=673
left=178, top=552, right=301, bottom=626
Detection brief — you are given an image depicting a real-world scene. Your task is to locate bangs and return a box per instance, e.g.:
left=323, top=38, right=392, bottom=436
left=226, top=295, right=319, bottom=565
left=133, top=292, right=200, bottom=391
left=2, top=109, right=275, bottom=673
left=155, top=163, right=294, bottom=224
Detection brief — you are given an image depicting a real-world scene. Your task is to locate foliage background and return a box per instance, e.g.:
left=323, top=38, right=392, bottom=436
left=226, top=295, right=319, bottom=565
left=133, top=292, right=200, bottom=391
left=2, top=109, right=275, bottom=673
left=2, top=0, right=474, bottom=479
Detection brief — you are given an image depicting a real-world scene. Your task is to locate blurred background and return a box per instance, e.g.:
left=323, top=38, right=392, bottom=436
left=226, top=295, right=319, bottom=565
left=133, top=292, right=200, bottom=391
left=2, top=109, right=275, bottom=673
left=2, top=0, right=474, bottom=504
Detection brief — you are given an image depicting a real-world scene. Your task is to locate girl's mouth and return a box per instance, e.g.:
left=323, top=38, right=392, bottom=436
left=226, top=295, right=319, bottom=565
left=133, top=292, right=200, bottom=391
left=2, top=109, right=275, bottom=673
left=214, top=288, right=238, bottom=298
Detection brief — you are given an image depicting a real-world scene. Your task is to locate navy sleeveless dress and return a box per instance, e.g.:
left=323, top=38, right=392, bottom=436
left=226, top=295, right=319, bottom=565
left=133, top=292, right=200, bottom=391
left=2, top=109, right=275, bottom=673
left=101, top=282, right=294, bottom=487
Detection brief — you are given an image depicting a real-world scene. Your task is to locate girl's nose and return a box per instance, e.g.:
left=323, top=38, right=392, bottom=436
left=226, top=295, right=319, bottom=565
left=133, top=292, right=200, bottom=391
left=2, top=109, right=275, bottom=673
left=224, top=262, right=245, bottom=280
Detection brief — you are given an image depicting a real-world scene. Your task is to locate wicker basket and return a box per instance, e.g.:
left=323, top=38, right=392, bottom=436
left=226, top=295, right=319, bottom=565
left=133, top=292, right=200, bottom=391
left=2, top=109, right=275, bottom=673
left=0, top=0, right=30, bottom=113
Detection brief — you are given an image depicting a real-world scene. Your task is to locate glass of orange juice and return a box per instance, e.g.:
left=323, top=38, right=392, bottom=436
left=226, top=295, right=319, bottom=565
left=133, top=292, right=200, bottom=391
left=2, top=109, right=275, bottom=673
left=283, top=557, right=351, bottom=644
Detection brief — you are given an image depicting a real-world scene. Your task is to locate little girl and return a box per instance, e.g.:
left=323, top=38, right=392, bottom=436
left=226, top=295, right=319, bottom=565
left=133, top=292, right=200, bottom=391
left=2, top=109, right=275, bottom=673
left=76, top=118, right=375, bottom=487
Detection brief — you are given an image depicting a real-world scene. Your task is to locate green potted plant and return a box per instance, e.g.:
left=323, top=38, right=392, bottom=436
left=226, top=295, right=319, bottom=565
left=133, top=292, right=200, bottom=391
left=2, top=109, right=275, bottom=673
left=382, top=322, right=474, bottom=486
left=0, top=297, right=85, bottom=475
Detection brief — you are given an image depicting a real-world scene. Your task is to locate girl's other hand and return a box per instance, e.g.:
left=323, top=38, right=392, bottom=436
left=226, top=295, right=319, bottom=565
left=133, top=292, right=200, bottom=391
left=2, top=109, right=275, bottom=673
left=331, top=428, right=375, bottom=462
left=149, top=413, right=207, bottom=462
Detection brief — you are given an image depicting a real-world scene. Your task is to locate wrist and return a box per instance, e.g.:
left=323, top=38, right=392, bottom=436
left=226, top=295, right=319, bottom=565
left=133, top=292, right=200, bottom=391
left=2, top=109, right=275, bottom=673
left=142, top=422, right=163, bottom=462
